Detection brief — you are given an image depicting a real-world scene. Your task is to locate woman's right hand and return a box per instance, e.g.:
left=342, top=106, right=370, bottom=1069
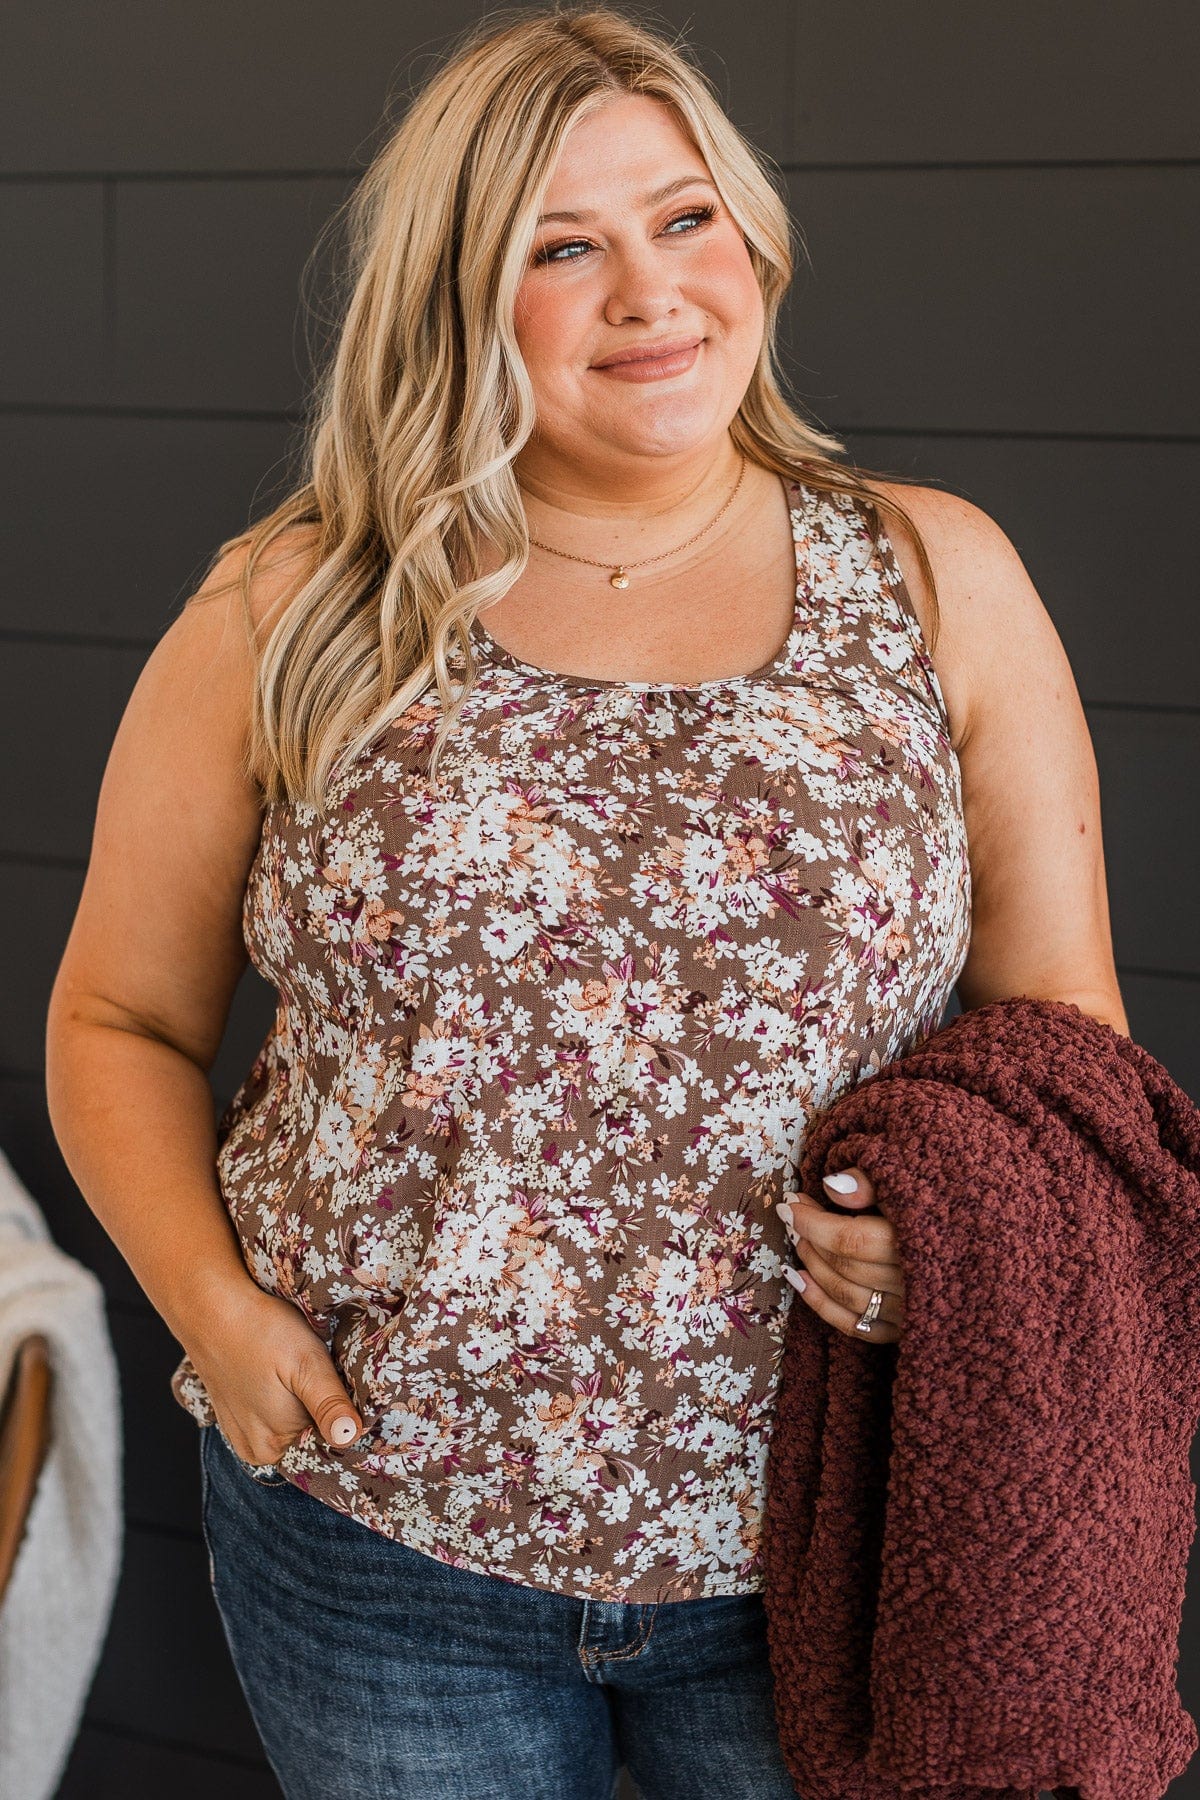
left=181, top=1281, right=364, bottom=1466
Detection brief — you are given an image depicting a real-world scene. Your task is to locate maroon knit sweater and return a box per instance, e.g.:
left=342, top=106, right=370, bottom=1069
left=762, top=996, right=1200, bottom=1800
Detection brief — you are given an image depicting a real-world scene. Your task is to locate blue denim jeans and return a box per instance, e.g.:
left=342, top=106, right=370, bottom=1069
left=199, top=1421, right=801, bottom=1799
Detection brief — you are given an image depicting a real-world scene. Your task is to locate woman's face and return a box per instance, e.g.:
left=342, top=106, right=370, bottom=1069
left=513, top=93, right=764, bottom=478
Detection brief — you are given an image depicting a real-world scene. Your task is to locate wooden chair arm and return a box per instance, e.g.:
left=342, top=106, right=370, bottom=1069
left=0, top=1334, right=53, bottom=1605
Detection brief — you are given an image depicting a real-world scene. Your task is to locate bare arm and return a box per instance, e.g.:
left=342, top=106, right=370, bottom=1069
left=871, top=482, right=1129, bottom=1038
left=44, top=530, right=314, bottom=1357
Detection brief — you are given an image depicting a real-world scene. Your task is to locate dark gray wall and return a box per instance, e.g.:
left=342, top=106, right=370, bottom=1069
left=1, top=3, right=1196, bottom=1795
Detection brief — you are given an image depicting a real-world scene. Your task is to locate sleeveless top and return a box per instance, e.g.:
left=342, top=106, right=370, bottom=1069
left=171, top=473, right=973, bottom=1603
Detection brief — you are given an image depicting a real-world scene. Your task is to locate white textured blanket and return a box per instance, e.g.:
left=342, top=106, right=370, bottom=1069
left=0, top=1148, right=122, bottom=1800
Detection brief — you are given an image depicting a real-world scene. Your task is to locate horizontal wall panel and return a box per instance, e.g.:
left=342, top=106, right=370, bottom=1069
left=0, top=643, right=141, bottom=861
left=2, top=863, right=84, bottom=1074
left=1089, top=707, right=1200, bottom=979
left=57, top=1727, right=277, bottom=1799
left=0, top=413, right=298, bottom=638
left=2, top=174, right=348, bottom=414
left=0, top=2, right=471, bottom=175
left=85, top=1524, right=264, bottom=1756
left=0, top=0, right=792, bottom=175
left=112, top=1304, right=211, bottom=1532
left=210, top=968, right=277, bottom=1119
left=843, top=434, right=1200, bottom=712
left=792, top=0, right=1200, bottom=164
left=0, top=184, right=103, bottom=404
left=783, top=166, right=1198, bottom=437
left=107, top=177, right=355, bottom=413
left=1118, top=973, right=1200, bottom=1102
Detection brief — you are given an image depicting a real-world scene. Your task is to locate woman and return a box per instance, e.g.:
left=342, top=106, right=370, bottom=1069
left=44, top=5, right=1128, bottom=1797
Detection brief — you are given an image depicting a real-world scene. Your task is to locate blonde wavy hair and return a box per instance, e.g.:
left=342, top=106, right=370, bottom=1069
left=189, top=1, right=942, bottom=816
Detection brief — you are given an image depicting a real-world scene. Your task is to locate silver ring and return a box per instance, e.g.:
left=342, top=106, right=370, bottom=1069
left=855, top=1288, right=885, bottom=1334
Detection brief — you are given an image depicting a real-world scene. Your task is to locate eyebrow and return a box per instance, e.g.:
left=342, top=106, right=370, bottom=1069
left=536, top=175, right=718, bottom=226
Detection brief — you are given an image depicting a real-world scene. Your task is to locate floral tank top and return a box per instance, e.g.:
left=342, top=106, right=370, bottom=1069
left=171, top=473, right=973, bottom=1603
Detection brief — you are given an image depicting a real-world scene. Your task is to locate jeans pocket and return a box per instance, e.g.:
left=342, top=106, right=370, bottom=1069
left=212, top=1418, right=291, bottom=1486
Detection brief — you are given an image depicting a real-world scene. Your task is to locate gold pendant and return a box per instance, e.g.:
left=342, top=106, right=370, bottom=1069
left=610, top=567, right=629, bottom=589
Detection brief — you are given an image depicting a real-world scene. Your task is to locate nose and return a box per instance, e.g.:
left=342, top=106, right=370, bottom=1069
left=602, top=240, right=683, bottom=326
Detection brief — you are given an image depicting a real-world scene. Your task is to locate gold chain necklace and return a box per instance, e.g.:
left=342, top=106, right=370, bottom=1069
left=524, top=453, right=747, bottom=589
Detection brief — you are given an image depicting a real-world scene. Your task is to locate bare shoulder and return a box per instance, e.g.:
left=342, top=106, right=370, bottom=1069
left=151, top=521, right=322, bottom=765
left=115, top=515, right=321, bottom=844
left=858, top=480, right=1126, bottom=1026
left=857, top=478, right=1047, bottom=756
left=51, top=521, right=324, bottom=1062
left=115, top=518, right=322, bottom=884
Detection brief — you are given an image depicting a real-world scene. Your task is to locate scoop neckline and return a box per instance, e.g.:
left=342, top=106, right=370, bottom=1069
left=468, top=472, right=812, bottom=695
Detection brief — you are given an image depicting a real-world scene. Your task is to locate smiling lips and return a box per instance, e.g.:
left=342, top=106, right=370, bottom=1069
left=591, top=336, right=704, bottom=381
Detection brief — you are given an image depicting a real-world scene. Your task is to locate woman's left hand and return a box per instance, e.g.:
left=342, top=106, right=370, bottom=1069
left=776, top=1169, right=905, bottom=1343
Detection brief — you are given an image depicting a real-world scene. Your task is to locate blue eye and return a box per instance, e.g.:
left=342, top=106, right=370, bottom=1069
left=533, top=204, right=717, bottom=267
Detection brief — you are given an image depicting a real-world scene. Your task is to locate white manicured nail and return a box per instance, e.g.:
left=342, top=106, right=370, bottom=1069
left=823, top=1171, right=858, bottom=1193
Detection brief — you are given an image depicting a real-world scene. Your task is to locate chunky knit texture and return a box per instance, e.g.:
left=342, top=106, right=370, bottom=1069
left=762, top=995, right=1200, bottom=1800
